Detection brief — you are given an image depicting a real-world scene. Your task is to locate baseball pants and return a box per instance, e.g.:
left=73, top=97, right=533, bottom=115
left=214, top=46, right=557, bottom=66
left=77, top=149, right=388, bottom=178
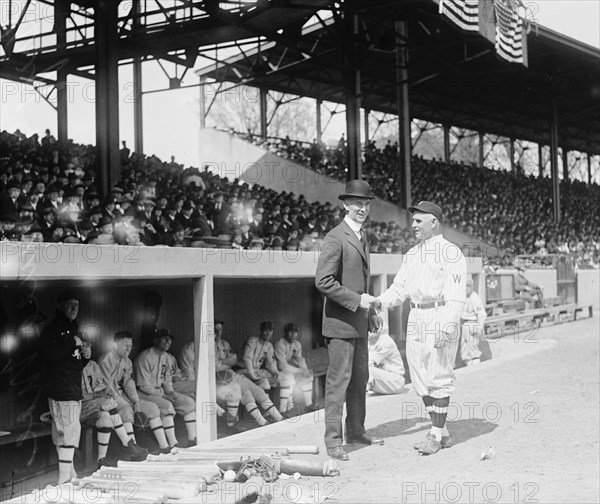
left=406, top=308, right=459, bottom=399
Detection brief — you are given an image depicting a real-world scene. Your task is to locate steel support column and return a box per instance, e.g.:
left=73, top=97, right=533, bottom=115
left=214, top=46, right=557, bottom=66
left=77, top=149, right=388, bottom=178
left=260, top=88, right=268, bottom=140
left=316, top=99, right=322, bottom=144
left=479, top=131, right=484, bottom=168
left=343, top=8, right=362, bottom=181
left=364, top=108, right=370, bottom=145
left=395, top=20, right=411, bottom=209
left=588, top=153, right=592, bottom=185
left=133, top=0, right=143, bottom=154
left=55, top=0, right=68, bottom=145
left=443, top=125, right=450, bottom=163
left=562, top=149, right=569, bottom=182
left=199, top=76, right=206, bottom=129
left=510, top=138, right=516, bottom=173
left=133, top=59, right=143, bottom=154
left=95, top=0, right=120, bottom=197
left=550, top=102, right=560, bottom=223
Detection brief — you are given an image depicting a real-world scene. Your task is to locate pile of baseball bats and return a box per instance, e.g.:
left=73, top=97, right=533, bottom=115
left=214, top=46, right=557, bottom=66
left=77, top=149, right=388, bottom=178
left=16, top=444, right=334, bottom=503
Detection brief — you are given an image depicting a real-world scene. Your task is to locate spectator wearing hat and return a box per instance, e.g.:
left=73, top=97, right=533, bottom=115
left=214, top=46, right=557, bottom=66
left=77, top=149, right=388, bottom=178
left=40, top=291, right=91, bottom=484
left=315, top=179, right=383, bottom=461
left=102, top=195, right=120, bottom=220
left=96, top=215, right=113, bottom=235
left=39, top=183, right=62, bottom=216
left=207, top=192, right=232, bottom=236
left=239, top=219, right=254, bottom=248
left=134, top=328, right=197, bottom=448
left=0, top=179, right=21, bottom=217
left=249, top=210, right=264, bottom=238
left=274, top=323, right=315, bottom=416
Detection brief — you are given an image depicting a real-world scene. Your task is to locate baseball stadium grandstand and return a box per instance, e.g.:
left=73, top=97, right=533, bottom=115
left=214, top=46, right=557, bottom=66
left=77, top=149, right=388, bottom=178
left=0, top=0, right=598, bottom=502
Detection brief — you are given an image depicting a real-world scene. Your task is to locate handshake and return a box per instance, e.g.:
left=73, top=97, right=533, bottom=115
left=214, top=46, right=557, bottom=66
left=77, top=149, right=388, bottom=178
left=360, top=294, right=382, bottom=311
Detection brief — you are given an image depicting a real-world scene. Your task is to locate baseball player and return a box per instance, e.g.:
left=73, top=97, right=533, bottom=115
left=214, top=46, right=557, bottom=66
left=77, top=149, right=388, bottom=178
left=134, top=328, right=197, bottom=447
left=80, top=358, right=148, bottom=466
left=178, top=340, right=241, bottom=429
left=460, top=277, right=487, bottom=366
left=98, top=331, right=172, bottom=453
left=41, top=291, right=90, bottom=484
left=214, top=320, right=283, bottom=425
left=373, top=201, right=466, bottom=455
left=274, top=322, right=315, bottom=415
left=367, top=322, right=406, bottom=395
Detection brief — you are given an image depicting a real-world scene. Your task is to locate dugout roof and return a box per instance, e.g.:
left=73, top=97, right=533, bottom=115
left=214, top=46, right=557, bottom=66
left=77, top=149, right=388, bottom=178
left=196, top=1, right=600, bottom=155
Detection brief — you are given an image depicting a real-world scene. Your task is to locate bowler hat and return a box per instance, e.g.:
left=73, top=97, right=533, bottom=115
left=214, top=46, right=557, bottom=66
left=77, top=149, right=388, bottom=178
left=408, top=201, right=444, bottom=223
left=338, top=180, right=375, bottom=201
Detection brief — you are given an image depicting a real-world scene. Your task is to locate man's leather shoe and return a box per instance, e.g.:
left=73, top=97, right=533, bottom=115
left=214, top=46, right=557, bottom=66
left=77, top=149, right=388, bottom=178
left=345, top=434, right=384, bottom=446
left=327, top=446, right=349, bottom=461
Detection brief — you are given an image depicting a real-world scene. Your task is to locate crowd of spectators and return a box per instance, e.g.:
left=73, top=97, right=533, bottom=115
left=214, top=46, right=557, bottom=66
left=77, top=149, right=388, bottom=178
left=0, top=129, right=407, bottom=254
left=244, top=133, right=600, bottom=269
left=1, top=128, right=598, bottom=268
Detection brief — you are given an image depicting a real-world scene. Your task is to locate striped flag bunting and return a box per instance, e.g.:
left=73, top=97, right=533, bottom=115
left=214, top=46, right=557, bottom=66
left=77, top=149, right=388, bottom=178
left=438, top=0, right=480, bottom=32
left=494, top=0, right=526, bottom=64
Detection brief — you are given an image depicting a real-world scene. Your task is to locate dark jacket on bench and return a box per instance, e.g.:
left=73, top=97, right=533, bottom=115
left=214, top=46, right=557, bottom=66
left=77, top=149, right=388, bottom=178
left=41, top=311, right=89, bottom=401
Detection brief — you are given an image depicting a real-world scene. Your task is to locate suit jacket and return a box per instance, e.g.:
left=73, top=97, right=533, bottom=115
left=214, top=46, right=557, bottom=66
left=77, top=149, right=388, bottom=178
left=315, top=220, right=371, bottom=340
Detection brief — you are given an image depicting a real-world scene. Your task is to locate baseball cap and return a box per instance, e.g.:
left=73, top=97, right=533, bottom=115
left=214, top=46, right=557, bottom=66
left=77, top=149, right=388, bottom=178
left=57, top=290, right=79, bottom=304
left=408, top=201, right=444, bottom=223
left=284, top=322, right=298, bottom=332
left=157, top=328, right=174, bottom=339
left=260, top=321, right=273, bottom=331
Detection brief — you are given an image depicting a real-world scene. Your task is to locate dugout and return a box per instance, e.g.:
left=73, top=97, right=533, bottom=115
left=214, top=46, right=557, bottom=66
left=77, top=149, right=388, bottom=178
left=0, top=241, right=482, bottom=484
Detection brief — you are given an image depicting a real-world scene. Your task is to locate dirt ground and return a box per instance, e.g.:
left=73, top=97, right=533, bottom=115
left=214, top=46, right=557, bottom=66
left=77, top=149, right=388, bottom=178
left=201, top=314, right=599, bottom=504
left=4, top=314, right=599, bottom=504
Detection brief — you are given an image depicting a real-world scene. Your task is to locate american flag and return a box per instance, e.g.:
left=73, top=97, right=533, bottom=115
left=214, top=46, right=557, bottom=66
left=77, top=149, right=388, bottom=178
left=438, top=0, right=480, bottom=32
left=494, top=0, right=526, bottom=64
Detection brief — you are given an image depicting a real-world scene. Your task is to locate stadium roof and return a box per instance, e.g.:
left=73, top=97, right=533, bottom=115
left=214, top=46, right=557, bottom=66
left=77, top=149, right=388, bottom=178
left=196, top=1, right=600, bottom=155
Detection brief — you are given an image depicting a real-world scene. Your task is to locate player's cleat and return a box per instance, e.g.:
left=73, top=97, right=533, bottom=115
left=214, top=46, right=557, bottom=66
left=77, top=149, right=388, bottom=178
left=97, top=457, right=108, bottom=469
left=345, top=434, right=384, bottom=446
left=327, top=446, right=349, bottom=461
left=416, top=434, right=441, bottom=455
left=413, top=434, right=453, bottom=450
left=127, top=440, right=148, bottom=461
left=187, top=439, right=197, bottom=448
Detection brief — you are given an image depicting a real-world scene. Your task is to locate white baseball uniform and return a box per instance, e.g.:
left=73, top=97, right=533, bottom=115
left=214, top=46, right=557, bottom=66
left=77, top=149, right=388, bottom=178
left=98, top=350, right=161, bottom=420
left=378, top=234, right=466, bottom=398
left=367, top=331, right=405, bottom=395
left=460, top=290, right=487, bottom=362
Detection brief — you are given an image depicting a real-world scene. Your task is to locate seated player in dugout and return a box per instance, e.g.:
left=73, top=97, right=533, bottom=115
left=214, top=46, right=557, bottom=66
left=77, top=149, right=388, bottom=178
left=98, top=330, right=174, bottom=454
left=179, top=339, right=241, bottom=431
left=212, top=319, right=283, bottom=426
left=366, top=319, right=406, bottom=395
left=81, top=347, right=148, bottom=467
left=239, top=321, right=293, bottom=395
left=274, top=322, right=316, bottom=415
left=134, top=328, right=197, bottom=447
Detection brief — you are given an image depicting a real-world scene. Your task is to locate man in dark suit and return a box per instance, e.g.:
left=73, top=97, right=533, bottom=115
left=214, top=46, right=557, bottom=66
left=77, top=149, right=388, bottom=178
left=315, top=179, right=384, bottom=461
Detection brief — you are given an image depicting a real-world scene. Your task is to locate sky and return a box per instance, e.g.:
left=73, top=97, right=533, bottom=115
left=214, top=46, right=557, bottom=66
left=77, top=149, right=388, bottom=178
left=0, top=0, right=599, bottom=169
